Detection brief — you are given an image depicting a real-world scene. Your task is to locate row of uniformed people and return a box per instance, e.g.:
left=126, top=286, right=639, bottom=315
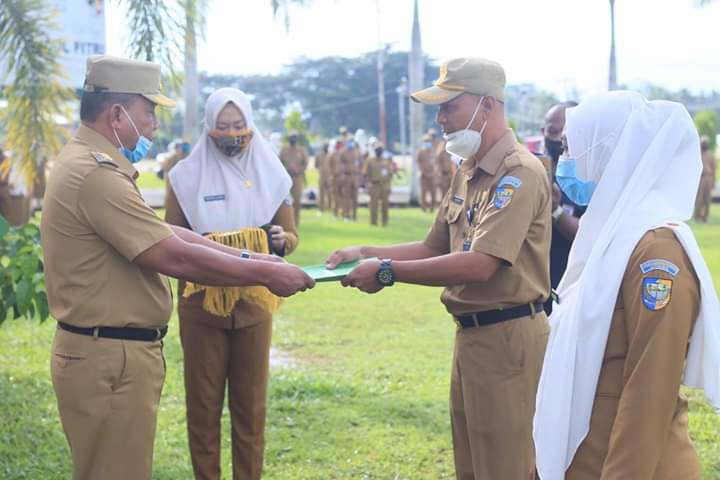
left=40, top=54, right=720, bottom=480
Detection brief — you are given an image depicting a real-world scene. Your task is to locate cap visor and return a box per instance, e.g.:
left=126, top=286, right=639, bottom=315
left=411, top=85, right=463, bottom=105
left=143, top=93, right=176, bottom=108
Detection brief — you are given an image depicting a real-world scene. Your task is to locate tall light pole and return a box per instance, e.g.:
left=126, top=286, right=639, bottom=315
left=376, top=0, right=387, bottom=145
left=396, top=77, right=408, bottom=155
left=408, top=0, right=424, bottom=205
left=608, top=0, right=618, bottom=90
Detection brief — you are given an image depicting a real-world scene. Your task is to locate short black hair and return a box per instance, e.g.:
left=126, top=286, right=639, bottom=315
left=79, top=91, right=137, bottom=122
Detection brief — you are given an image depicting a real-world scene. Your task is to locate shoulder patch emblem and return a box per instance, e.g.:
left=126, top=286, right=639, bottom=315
left=494, top=176, right=522, bottom=209
left=642, top=277, right=673, bottom=311
left=452, top=195, right=464, bottom=205
left=640, top=259, right=679, bottom=277
left=91, top=151, right=118, bottom=167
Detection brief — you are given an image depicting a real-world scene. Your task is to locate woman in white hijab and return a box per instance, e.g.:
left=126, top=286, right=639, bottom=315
left=534, top=91, right=720, bottom=479
left=166, top=88, right=297, bottom=480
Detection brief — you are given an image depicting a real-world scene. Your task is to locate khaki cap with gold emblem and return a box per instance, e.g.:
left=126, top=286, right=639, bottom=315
left=411, top=57, right=506, bottom=105
left=83, top=55, right=176, bottom=108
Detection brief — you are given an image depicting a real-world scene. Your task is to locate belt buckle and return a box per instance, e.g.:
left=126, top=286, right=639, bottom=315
left=154, top=328, right=162, bottom=341
left=471, top=314, right=480, bottom=328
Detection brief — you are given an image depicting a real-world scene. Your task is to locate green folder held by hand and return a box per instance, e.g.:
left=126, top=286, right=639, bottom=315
left=302, top=260, right=361, bottom=282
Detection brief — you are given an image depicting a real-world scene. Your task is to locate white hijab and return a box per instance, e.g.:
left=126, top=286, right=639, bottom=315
left=534, top=91, right=720, bottom=479
left=169, top=88, right=292, bottom=234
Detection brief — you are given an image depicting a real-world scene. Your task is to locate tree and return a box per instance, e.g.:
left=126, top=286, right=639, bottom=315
left=0, top=0, right=74, bottom=190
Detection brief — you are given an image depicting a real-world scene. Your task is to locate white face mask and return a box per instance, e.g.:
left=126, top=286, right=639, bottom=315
left=444, top=97, right=487, bottom=161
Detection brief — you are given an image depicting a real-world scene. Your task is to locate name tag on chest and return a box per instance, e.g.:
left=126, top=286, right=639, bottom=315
left=203, top=194, right=226, bottom=202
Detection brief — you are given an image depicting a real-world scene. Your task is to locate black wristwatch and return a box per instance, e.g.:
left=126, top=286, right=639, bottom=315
left=376, top=259, right=395, bottom=287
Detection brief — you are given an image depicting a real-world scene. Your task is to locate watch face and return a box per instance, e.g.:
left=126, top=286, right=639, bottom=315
left=378, top=268, right=393, bottom=285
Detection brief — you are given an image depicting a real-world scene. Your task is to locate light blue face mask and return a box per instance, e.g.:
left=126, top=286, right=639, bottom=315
left=114, top=106, right=153, bottom=164
left=555, top=155, right=596, bottom=206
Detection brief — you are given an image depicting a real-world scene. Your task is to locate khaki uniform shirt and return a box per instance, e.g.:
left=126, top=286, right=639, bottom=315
left=316, top=152, right=332, bottom=178
left=365, top=156, right=393, bottom=185
left=340, top=149, right=363, bottom=184
left=424, top=130, right=551, bottom=315
left=417, top=148, right=436, bottom=178
left=41, top=125, right=174, bottom=328
left=279, top=146, right=308, bottom=177
left=568, top=228, right=701, bottom=480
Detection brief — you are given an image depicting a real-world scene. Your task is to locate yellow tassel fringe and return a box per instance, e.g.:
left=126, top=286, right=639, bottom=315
left=183, top=228, right=282, bottom=317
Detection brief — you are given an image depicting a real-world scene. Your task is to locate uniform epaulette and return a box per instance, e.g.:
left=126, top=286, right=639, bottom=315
left=91, top=151, right=118, bottom=168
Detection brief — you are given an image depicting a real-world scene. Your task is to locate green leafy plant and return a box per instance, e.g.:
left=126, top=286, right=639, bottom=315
left=695, top=110, right=718, bottom=151
left=0, top=215, right=49, bottom=324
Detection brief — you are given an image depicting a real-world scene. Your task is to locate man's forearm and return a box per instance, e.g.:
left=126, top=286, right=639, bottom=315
left=167, top=240, right=278, bottom=287
left=170, top=225, right=271, bottom=260
left=392, top=251, right=499, bottom=287
left=360, top=241, right=441, bottom=261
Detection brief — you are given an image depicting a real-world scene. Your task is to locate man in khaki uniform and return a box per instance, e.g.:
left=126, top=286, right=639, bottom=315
left=326, top=58, right=551, bottom=480
left=363, top=142, right=394, bottom=226
left=41, top=55, right=314, bottom=480
left=339, top=139, right=362, bottom=221
left=316, top=142, right=333, bottom=213
left=417, top=134, right=437, bottom=211
left=693, top=136, right=715, bottom=222
left=435, top=139, right=456, bottom=198
left=330, top=137, right=346, bottom=218
left=279, top=133, right=308, bottom=226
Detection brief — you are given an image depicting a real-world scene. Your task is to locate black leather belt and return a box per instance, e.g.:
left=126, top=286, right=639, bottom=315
left=454, top=302, right=544, bottom=329
left=58, top=321, right=168, bottom=342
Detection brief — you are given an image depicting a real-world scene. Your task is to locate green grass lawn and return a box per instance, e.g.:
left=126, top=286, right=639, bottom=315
left=1, top=208, right=719, bottom=479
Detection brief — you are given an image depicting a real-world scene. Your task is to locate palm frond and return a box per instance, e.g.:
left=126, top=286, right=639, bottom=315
left=0, top=0, right=73, bottom=191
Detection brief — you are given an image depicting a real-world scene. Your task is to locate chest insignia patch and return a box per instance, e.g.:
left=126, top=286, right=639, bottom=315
left=203, top=194, right=226, bottom=202
left=640, top=259, right=679, bottom=277
left=493, top=176, right=522, bottom=210
left=642, top=277, right=673, bottom=311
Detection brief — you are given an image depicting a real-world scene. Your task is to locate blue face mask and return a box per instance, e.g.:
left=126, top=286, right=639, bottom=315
left=555, top=155, right=596, bottom=206
left=423, top=142, right=433, bottom=149
left=114, top=106, right=153, bottom=164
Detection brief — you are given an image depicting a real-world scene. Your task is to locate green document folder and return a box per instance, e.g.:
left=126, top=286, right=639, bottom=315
left=302, top=260, right=361, bottom=282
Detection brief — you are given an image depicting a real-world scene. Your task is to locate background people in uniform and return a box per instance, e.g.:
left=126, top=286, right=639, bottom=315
left=326, top=58, right=551, bottom=480
left=534, top=92, right=720, bottom=480
left=40, top=56, right=313, bottom=480
left=279, top=132, right=308, bottom=226
left=694, top=135, right=716, bottom=223
left=416, top=133, right=437, bottom=212
left=316, top=142, right=333, bottom=214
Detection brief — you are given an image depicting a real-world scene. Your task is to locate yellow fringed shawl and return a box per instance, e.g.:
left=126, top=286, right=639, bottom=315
left=183, top=228, right=282, bottom=317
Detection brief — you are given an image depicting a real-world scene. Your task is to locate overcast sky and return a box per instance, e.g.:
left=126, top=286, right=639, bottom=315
left=106, top=0, right=720, bottom=99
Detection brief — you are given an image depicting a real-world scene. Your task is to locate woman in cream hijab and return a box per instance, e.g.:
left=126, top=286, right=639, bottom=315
left=166, top=88, right=297, bottom=480
left=534, top=91, right=720, bottom=479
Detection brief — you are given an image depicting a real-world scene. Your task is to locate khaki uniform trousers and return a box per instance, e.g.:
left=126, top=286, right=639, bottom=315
left=339, top=176, right=358, bottom=220
left=450, top=314, right=549, bottom=480
left=318, top=175, right=333, bottom=213
left=50, top=327, right=166, bottom=480
left=180, top=312, right=272, bottom=480
left=420, top=175, right=436, bottom=212
left=693, top=175, right=714, bottom=222
left=369, top=182, right=391, bottom=226
left=290, top=174, right=304, bottom=226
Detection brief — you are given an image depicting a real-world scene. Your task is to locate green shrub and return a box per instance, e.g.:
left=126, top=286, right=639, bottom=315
left=0, top=216, right=48, bottom=324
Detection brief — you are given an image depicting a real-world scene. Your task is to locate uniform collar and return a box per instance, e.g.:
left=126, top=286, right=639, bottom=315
left=76, top=124, right=139, bottom=180
left=461, top=129, right=517, bottom=177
